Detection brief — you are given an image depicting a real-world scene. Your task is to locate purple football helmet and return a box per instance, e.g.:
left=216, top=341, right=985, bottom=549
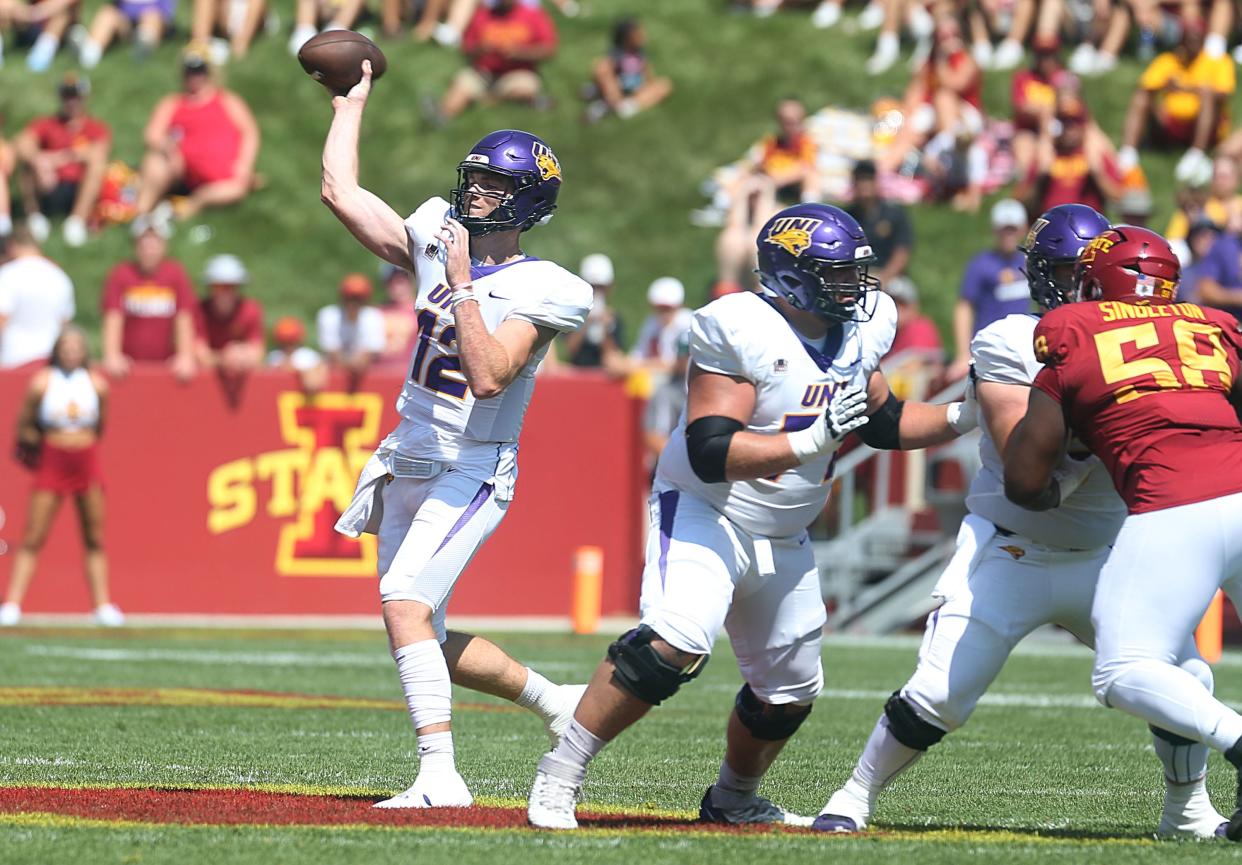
left=1020, top=203, right=1110, bottom=309
left=451, top=129, right=561, bottom=236
left=756, top=203, right=879, bottom=323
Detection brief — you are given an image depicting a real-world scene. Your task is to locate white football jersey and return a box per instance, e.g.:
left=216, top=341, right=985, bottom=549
left=380, top=197, right=592, bottom=498
left=656, top=290, right=897, bottom=539
left=967, top=312, right=1125, bottom=548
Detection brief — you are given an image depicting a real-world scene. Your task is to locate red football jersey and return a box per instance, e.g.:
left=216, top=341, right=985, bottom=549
left=1032, top=300, right=1242, bottom=513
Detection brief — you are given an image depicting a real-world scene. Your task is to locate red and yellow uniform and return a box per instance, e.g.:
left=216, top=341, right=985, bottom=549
left=1139, top=49, right=1235, bottom=145
left=1032, top=299, right=1242, bottom=513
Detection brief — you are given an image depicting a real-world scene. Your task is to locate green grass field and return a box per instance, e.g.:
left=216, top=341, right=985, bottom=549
left=0, top=1, right=1208, bottom=352
left=4, top=626, right=1242, bottom=863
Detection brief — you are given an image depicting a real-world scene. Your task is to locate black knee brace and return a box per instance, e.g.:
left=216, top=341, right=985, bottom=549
left=884, top=691, right=947, bottom=751
left=607, top=625, right=708, bottom=706
left=734, top=683, right=813, bottom=741
left=1150, top=725, right=1197, bottom=747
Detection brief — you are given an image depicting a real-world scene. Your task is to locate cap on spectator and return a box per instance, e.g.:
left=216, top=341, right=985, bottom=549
left=885, top=276, right=918, bottom=305
left=272, top=316, right=306, bottom=346
left=852, top=159, right=878, bottom=181
left=340, top=272, right=373, bottom=300
left=1032, top=33, right=1061, bottom=55
left=991, top=199, right=1027, bottom=230
left=579, top=253, right=615, bottom=286
left=130, top=214, right=171, bottom=240
left=203, top=254, right=248, bottom=286
left=183, top=50, right=211, bottom=74
left=647, top=276, right=685, bottom=308
left=59, top=72, right=89, bottom=99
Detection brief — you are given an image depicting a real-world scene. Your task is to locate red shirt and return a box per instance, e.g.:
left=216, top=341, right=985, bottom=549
left=1029, top=146, right=1118, bottom=214
left=100, top=259, right=196, bottom=362
left=463, top=4, right=557, bottom=77
left=199, top=296, right=264, bottom=350
left=169, top=91, right=242, bottom=186
left=1032, top=300, right=1242, bottom=513
left=24, top=114, right=111, bottom=184
left=1011, top=69, right=1058, bottom=132
left=920, top=51, right=982, bottom=110
left=886, top=315, right=943, bottom=361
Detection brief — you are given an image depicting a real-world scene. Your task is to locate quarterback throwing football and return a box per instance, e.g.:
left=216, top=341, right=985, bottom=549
left=527, top=203, right=978, bottom=829
left=1006, top=225, right=1242, bottom=840
left=323, top=61, right=592, bottom=809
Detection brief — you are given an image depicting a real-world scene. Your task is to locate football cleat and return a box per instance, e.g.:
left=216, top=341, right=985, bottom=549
left=528, top=755, right=581, bottom=830
left=811, top=813, right=862, bottom=833
left=544, top=683, right=588, bottom=749
left=811, top=785, right=872, bottom=832
left=698, top=786, right=814, bottom=827
left=373, top=771, right=473, bottom=809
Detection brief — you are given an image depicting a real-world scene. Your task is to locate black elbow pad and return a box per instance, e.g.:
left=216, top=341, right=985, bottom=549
left=856, top=392, right=904, bottom=450
left=685, top=416, right=743, bottom=484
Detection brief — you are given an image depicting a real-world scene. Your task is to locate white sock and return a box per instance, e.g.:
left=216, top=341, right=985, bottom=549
left=837, top=715, right=924, bottom=815
left=550, top=719, right=606, bottom=777
left=1106, top=660, right=1242, bottom=753
left=416, top=730, right=456, bottom=774
left=713, top=760, right=762, bottom=804
left=876, top=32, right=898, bottom=54
left=393, top=639, right=453, bottom=731
left=515, top=668, right=557, bottom=720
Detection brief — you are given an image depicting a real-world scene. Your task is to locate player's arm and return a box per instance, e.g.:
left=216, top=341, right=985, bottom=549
left=1003, top=388, right=1068, bottom=510
left=855, top=369, right=976, bottom=451
left=319, top=61, right=412, bottom=270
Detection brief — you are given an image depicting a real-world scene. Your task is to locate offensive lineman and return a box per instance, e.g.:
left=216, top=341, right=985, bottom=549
left=527, top=203, right=978, bottom=829
left=814, top=206, right=1227, bottom=839
left=1006, top=225, right=1242, bottom=840
left=323, top=62, right=591, bottom=808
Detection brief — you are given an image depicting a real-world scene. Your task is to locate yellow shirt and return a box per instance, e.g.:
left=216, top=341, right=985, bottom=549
left=1165, top=195, right=1242, bottom=240
left=1140, top=51, right=1235, bottom=123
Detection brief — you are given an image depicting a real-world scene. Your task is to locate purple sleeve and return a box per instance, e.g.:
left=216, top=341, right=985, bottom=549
left=1202, top=236, right=1237, bottom=287
left=959, top=254, right=986, bottom=303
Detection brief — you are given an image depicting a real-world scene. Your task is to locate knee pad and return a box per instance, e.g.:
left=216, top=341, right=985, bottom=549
left=884, top=691, right=948, bottom=751
left=607, top=625, right=708, bottom=706
left=734, top=683, right=813, bottom=741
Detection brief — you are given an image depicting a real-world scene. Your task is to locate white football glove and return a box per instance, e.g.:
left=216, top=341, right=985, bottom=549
left=946, top=366, right=979, bottom=435
left=787, top=385, right=870, bottom=462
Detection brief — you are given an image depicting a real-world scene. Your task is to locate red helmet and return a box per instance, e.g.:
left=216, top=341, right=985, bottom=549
left=1073, top=225, right=1179, bottom=303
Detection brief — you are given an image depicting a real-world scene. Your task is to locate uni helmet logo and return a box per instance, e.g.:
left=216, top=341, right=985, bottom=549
left=765, top=216, right=825, bottom=257
left=855, top=244, right=873, bottom=260
left=532, top=142, right=562, bottom=181
left=1025, top=217, right=1049, bottom=250
left=465, top=154, right=490, bottom=164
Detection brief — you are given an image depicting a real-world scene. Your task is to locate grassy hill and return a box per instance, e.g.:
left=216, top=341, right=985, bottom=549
left=0, top=0, right=1201, bottom=352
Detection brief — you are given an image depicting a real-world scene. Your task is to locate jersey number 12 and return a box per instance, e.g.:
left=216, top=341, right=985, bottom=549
left=410, top=310, right=468, bottom=399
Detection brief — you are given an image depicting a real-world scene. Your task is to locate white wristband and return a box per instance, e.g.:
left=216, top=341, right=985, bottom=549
left=450, top=286, right=477, bottom=309
left=945, top=400, right=977, bottom=435
left=787, top=423, right=831, bottom=463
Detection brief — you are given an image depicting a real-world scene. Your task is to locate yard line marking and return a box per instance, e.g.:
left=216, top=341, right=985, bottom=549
left=22, top=646, right=392, bottom=666
left=819, top=688, right=1101, bottom=710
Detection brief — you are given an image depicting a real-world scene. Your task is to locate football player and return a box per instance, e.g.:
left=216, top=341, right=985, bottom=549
left=815, top=207, right=1227, bottom=839
left=1006, top=225, right=1242, bottom=840
left=321, top=62, right=592, bottom=808
left=526, top=203, right=979, bottom=830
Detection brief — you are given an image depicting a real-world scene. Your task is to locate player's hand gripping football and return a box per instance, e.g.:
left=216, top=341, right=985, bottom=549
left=787, top=384, right=870, bottom=463
left=332, top=60, right=373, bottom=113
left=436, top=217, right=473, bottom=292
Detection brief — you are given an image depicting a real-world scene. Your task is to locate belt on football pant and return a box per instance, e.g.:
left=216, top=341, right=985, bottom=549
left=389, top=454, right=448, bottom=479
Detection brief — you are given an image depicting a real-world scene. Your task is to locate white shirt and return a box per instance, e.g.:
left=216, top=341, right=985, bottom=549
left=967, top=312, right=1126, bottom=549
left=382, top=196, right=592, bottom=499
left=316, top=304, right=386, bottom=355
left=267, top=346, right=322, bottom=372
left=656, top=290, right=898, bottom=538
left=630, top=307, right=693, bottom=364
left=0, top=255, right=75, bottom=368
left=39, top=366, right=99, bottom=432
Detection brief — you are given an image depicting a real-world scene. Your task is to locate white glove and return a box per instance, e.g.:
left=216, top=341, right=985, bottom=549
left=946, top=367, right=978, bottom=435
left=1117, top=146, right=1139, bottom=173
left=1175, top=147, right=1211, bottom=186
left=787, top=385, right=870, bottom=462
left=1053, top=454, right=1100, bottom=502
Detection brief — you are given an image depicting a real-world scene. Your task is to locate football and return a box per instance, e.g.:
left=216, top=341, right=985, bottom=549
left=297, top=30, right=387, bottom=96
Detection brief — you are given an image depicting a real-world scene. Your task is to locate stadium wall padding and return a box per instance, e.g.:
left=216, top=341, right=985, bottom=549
left=0, top=368, right=646, bottom=617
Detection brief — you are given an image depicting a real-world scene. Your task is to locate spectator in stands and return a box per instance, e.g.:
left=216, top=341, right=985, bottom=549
left=1177, top=217, right=1221, bottom=304
left=100, top=217, right=197, bottom=381
left=1011, top=35, right=1066, bottom=181
left=377, top=262, right=417, bottom=367
left=2, top=325, right=121, bottom=629
left=642, top=330, right=689, bottom=472
left=948, top=199, right=1028, bottom=379
left=863, top=0, right=934, bottom=74
left=882, top=276, right=943, bottom=388
left=77, top=0, right=176, bottom=68
left=1065, top=0, right=1129, bottom=76
left=562, top=253, right=625, bottom=372
left=1120, top=21, right=1234, bottom=182
left=429, top=0, right=557, bottom=123
left=630, top=276, right=692, bottom=378
left=1191, top=221, right=1242, bottom=317
left=190, top=0, right=267, bottom=63
left=288, top=0, right=365, bottom=54
left=267, top=315, right=326, bottom=393
left=134, top=52, right=260, bottom=224
left=2, top=0, right=80, bottom=72
left=922, top=122, right=987, bottom=213
left=13, top=74, right=110, bottom=249
left=582, top=17, right=672, bottom=124
left=1167, top=154, right=1242, bottom=249
left=196, top=253, right=264, bottom=375
left=847, top=159, right=912, bottom=286
left=879, top=15, right=982, bottom=175
left=0, top=225, right=74, bottom=369
left=964, top=0, right=1032, bottom=71
left=1022, top=88, right=1122, bottom=216
left=317, top=272, right=385, bottom=389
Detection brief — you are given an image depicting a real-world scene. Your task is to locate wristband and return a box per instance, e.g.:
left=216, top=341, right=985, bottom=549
left=450, top=284, right=477, bottom=309
left=945, top=400, right=977, bottom=435
left=787, top=424, right=832, bottom=463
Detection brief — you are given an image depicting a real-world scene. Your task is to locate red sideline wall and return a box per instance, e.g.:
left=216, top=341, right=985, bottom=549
left=0, top=368, right=646, bottom=617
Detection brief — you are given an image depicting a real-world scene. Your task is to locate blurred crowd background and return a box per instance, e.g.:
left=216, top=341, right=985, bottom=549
left=4, top=0, right=1242, bottom=424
